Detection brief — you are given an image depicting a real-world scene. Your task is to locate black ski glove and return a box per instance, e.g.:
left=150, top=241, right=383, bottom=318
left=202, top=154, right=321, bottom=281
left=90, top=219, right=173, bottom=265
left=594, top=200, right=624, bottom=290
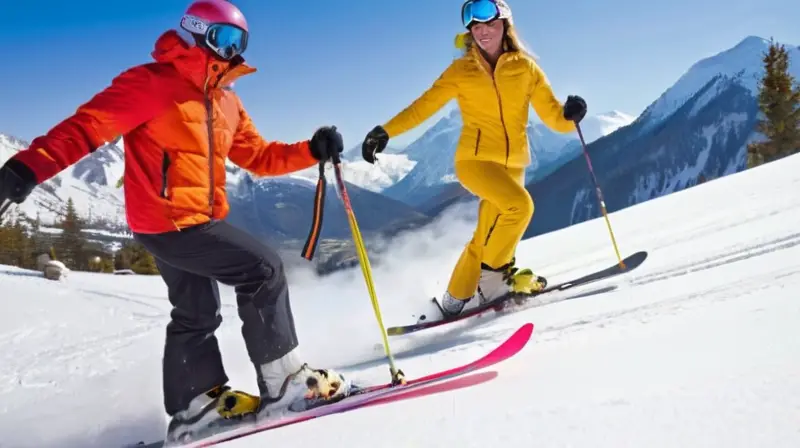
left=563, top=95, right=587, bottom=123
left=362, top=125, right=389, bottom=164
left=309, top=126, right=344, bottom=163
left=0, top=158, right=37, bottom=208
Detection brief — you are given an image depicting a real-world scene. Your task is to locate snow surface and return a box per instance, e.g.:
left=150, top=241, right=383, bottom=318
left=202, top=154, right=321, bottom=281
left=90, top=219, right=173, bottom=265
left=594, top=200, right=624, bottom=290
left=3, top=149, right=800, bottom=447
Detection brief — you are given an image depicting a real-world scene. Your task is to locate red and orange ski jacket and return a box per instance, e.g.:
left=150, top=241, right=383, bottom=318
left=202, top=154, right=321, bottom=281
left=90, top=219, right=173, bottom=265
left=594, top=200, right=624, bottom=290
left=11, top=30, right=318, bottom=234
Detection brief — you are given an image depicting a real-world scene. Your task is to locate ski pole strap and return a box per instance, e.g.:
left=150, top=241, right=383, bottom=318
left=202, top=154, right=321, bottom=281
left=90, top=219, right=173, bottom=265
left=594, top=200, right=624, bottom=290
left=301, top=162, right=327, bottom=261
left=0, top=198, right=11, bottom=219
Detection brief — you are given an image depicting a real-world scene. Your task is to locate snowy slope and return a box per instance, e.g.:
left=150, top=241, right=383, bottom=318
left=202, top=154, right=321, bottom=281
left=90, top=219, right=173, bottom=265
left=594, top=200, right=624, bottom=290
left=3, top=154, right=800, bottom=447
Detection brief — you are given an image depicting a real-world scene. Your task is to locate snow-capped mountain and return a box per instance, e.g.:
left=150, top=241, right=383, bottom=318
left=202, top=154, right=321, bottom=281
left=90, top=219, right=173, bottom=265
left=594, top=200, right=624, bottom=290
left=224, top=168, right=435, bottom=272
left=421, top=35, right=800, bottom=238
left=578, top=110, right=636, bottom=143
left=291, top=153, right=416, bottom=193
left=0, top=134, right=27, bottom=162
left=0, top=134, right=127, bottom=230
left=380, top=107, right=632, bottom=206
left=634, top=35, right=794, bottom=134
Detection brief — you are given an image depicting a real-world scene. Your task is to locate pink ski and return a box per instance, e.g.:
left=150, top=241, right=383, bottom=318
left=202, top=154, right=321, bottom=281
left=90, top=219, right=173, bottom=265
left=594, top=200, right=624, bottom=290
left=174, top=323, right=534, bottom=447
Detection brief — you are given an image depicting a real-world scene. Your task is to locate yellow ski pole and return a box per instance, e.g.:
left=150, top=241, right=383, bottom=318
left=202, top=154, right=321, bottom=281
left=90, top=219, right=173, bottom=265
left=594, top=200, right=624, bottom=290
left=575, top=122, right=626, bottom=269
left=330, top=151, right=406, bottom=386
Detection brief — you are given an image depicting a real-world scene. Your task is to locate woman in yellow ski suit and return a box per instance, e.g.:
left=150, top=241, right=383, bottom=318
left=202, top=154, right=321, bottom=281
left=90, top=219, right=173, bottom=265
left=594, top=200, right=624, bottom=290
left=360, top=0, right=587, bottom=317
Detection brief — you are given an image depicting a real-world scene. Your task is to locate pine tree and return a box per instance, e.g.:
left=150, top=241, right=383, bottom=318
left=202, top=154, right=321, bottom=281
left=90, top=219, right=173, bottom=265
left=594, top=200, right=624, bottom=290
left=0, top=212, right=34, bottom=269
left=747, top=39, right=800, bottom=167
left=101, top=257, right=115, bottom=273
left=12, top=217, right=34, bottom=269
left=131, top=246, right=159, bottom=275
left=114, top=246, right=132, bottom=271
left=53, top=197, right=88, bottom=270
left=114, top=241, right=159, bottom=274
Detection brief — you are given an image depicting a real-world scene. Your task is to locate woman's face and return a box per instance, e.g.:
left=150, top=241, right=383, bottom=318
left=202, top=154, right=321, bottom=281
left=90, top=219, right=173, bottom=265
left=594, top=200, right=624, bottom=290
left=470, top=19, right=505, bottom=55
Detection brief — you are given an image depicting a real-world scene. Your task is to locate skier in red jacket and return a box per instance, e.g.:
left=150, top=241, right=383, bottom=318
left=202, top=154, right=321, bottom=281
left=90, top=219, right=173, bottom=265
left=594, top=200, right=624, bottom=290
left=0, top=1, right=350, bottom=444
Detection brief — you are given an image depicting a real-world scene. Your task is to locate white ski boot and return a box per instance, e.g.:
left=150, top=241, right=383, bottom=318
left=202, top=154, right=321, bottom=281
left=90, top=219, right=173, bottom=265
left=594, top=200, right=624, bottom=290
left=255, top=349, right=351, bottom=417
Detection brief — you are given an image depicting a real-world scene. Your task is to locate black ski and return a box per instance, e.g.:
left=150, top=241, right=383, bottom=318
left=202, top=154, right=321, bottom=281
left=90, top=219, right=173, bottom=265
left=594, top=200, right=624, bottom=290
left=387, top=251, right=648, bottom=336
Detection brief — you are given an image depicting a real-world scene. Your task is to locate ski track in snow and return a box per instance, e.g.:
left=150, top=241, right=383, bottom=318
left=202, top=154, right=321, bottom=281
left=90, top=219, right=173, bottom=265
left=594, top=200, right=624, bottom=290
left=3, top=154, right=800, bottom=448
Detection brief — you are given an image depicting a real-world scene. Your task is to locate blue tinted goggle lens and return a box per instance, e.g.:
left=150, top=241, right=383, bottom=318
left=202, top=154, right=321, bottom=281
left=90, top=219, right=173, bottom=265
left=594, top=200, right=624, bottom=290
left=461, top=0, right=500, bottom=27
left=206, top=24, right=248, bottom=60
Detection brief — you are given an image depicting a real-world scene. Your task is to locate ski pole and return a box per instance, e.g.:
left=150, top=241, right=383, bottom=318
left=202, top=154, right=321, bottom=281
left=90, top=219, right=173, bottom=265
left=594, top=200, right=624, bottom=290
left=575, top=122, right=626, bottom=269
left=329, top=150, right=406, bottom=386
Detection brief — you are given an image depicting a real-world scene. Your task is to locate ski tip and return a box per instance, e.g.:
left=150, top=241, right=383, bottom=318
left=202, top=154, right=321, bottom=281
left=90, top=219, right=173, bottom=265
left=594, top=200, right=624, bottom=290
left=514, top=322, right=534, bottom=342
left=625, top=251, right=648, bottom=268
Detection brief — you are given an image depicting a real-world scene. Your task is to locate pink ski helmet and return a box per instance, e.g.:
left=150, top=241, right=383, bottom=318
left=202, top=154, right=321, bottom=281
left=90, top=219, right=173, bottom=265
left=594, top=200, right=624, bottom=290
left=179, top=0, right=249, bottom=60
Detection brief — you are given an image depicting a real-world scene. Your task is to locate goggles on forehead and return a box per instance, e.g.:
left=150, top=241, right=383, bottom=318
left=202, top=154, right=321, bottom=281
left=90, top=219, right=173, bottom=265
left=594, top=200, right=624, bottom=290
left=461, top=0, right=509, bottom=28
left=181, top=14, right=249, bottom=60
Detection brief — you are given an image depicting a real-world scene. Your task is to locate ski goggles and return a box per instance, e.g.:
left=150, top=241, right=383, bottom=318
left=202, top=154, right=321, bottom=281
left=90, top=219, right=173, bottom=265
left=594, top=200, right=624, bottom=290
left=181, top=15, right=248, bottom=60
left=460, top=0, right=510, bottom=28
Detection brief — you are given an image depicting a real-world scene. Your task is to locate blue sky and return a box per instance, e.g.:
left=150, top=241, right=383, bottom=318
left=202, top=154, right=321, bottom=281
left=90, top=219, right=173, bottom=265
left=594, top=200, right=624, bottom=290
left=1, top=0, right=799, bottom=150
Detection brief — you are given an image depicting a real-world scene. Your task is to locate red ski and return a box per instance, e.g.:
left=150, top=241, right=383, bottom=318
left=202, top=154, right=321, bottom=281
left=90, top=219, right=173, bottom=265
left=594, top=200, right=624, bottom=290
left=156, top=322, right=534, bottom=447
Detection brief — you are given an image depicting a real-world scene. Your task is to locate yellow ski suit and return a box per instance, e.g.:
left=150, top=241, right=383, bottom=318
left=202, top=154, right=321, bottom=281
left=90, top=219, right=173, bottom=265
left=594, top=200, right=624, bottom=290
left=382, top=46, right=576, bottom=299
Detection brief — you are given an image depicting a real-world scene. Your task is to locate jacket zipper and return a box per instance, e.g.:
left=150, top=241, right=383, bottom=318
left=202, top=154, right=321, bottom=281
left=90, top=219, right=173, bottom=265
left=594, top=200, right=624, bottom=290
left=160, top=151, right=170, bottom=199
left=476, top=53, right=511, bottom=167
left=491, top=74, right=510, bottom=167
left=203, top=63, right=235, bottom=214
left=474, top=129, right=482, bottom=155
left=204, top=93, right=215, bottom=212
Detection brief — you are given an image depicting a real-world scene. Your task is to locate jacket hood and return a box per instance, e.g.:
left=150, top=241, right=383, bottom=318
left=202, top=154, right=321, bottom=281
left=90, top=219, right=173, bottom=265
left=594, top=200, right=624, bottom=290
left=150, top=30, right=256, bottom=90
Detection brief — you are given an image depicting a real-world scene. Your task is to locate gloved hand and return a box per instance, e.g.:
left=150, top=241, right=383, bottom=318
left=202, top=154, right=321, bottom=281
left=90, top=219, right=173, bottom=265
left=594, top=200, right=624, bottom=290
left=362, top=125, right=389, bottom=164
left=0, top=158, right=37, bottom=209
left=563, top=95, right=587, bottom=123
left=309, top=126, right=344, bottom=163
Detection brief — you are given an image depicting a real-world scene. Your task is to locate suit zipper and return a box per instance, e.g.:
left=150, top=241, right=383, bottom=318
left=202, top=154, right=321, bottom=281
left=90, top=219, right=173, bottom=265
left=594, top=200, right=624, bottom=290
left=491, top=75, right=510, bottom=167
left=474, top=129, right=482, bottom=155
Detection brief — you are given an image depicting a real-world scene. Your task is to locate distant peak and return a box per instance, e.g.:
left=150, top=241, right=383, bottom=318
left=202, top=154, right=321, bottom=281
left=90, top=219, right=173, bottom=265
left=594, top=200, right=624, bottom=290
left=736, top=35, right=769, bottom=48
left=0, top=132, right=30, bottom=149
left=598, top=110, right=633, bottom=119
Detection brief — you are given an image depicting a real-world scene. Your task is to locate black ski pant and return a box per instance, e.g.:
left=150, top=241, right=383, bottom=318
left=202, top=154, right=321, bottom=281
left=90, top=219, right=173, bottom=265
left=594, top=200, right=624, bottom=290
left=133, top=220, right=299, bottom=416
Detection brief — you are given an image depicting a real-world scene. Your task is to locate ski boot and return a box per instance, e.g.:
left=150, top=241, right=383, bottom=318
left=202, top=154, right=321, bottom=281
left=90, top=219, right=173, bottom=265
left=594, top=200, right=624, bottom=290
left=478, top=258, right=547, bottom=306
left=438, top=291, right=482, bottom=318
left=254, top=349, right=352, bottom=417
left=163, top=385, right=261, bottom=447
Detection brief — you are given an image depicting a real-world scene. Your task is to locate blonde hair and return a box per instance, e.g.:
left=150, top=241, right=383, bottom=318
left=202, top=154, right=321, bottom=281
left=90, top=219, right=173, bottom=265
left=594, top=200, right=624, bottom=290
left=454, top=20, right=538, bottom=60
